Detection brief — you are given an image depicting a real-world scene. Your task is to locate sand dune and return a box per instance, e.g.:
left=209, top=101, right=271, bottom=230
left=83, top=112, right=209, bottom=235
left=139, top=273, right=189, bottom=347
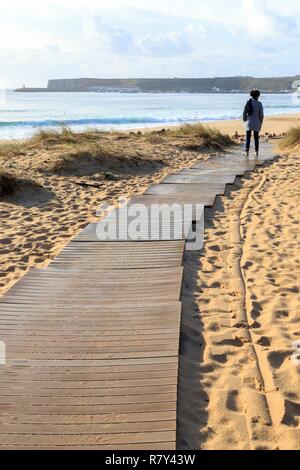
left=178, top=147, right=300, bottom=450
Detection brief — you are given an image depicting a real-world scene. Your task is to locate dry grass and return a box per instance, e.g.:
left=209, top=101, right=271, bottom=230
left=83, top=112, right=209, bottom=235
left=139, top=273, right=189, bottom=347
left=0, top=140, right=27, bottom=159
left=170, top=123, right=234, bottom=146
left=0, top=127, right=111, bottom=159
left=50, top=145, right=162, bottom=176
left=279, top=126, right=300, bottom=149
left=28, top=127, right=110, bottom=148
left=0, top=124, right=234, bottom=178
left=143, top=123, right=234, bottom=150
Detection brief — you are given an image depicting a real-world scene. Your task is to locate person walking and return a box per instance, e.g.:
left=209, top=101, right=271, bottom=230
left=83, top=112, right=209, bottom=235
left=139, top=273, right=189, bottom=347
left=243, top=89, right=264, bottom=157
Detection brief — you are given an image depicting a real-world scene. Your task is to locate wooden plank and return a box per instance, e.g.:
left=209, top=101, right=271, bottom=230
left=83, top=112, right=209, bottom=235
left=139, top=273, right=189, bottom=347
left=0, top=411, right=176, bottom=425
left=144, top=182, right=226, bottom=195
left=0, top=392, right=177, bottom=406
left=14, top=266, right=183, bottom=281
left=52, top=240, right=185, bottom=268
left=0, top=365, right=178, bottom=378
left=0, top=377, right=178, bottom=389
left=6, top=336, right=178, bottom=346
left=0, top=316, right=179, bottom=326
left=2, top=358, right=178, bottom=369
left=179, top=168, right=239, bottom=174
left=74, top=210, right=195, bottom=242
left=0, top=384, right=177, bottom=397
left=0, top=402, right=177, bottom=415
left=0, top=443, right=176, bottom=450
left=1, top=292, right=182, bottom=304
left=0, top=266, right=184, bottom=304
left=0, top=430, right=176, bottom=446
left=0, top=323, right=180, bottom=333
left=0, top=301, right=180, bottom=313
left=162, top=173, right=236, bottom=184
left=192, top=161, right=256, bottom=171
left=221, top=146, right=276, bottom=162
left=6, top=354, right=178, bottom=362
left=0, top=420, right=176, bottom=434
left=2, top=349, right=179, bottom=359
left=0, top=324, right=180, bottom=332
left=129, top=194, right=215, bottom=207
left=0, top=313, right=179, bottom=323
left=0, top=370, right=179, bottom=382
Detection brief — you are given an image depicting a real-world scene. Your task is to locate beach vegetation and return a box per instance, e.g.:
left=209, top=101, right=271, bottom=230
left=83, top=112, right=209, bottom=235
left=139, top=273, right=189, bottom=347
left=0, top=124, right=234, bottom=177
left=279, top=126, right=300, bottom=149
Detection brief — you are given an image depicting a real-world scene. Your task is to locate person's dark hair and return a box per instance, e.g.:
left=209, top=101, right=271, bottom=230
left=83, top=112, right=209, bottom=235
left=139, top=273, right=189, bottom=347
left=250, top=89, right=260, bottom=100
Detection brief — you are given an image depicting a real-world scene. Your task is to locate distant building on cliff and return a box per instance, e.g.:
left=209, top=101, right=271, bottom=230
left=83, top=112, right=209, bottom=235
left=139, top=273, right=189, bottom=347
left=15, top=76, right=300, bottom=93
left=47, top=79, right=140, bottom=93
left=87, top=86, right=140, bottom=93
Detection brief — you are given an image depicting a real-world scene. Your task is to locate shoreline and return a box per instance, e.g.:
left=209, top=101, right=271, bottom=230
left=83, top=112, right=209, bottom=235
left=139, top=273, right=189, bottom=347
left=138, top=112, right=300, bottom=135
left=1, top=112, right=300, bottom=143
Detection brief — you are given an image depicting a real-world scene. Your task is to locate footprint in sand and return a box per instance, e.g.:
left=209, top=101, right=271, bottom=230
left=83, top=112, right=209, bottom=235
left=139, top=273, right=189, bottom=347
left=267, top=350, right=290, bottom=369
left=250, top=301, right=263, bottom=320
left=242, top=261, right=253, bottom=270
left=208, top=245, right=221, bottom=252
left=0, top=238, right=12, bottom=244
left=226, top=390, right=240, bottom=412
left=33, top=235, right=47, bottom=242
left=256, top=336, right=271, bottom=347
left=281, top=400, right=300, bottom=427
left=273, top=310, right=289, bottom=320
left=211, top=353, right=229, bottom=364
left=250, top=321, right=261, bottom=329
left=5, top=266, right=15, bottom=273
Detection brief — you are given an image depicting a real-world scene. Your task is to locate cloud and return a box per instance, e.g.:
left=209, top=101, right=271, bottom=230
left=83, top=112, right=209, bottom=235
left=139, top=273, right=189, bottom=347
left=83, top=14, right=134, bottom=54
left=2, top=0, right=300, bottom=87
left=137, top=31, right=193, bottom=57
left=256, top=43, right=278, bottom=54
left=46, top=44, right=61, bottom=53
left=241, top=0, right=299, bottom=39
left=83, top=15, right=204, bottom=57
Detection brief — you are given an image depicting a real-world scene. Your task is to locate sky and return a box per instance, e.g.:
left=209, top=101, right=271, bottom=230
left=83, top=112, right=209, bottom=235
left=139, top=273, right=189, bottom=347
left=1, top=0, right=300, bottom=88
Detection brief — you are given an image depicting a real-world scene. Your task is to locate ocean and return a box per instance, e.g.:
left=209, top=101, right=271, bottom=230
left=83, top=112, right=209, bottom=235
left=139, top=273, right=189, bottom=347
left=0, top=91, right=300, bottom=140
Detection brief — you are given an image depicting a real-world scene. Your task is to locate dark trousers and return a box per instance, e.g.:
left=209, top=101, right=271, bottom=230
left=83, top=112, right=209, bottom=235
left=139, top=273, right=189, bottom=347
left=246, top=130, right=259, bottom=152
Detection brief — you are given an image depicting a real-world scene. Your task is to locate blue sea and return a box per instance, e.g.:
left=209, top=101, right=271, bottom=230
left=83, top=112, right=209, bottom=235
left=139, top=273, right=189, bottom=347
left=0, top=91, right=300, bottom=140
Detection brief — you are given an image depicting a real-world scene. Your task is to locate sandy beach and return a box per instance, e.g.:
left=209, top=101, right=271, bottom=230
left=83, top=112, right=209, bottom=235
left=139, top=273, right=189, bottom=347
left=176, top=114, right=300, bottom=450
left=140, top=112, right=300, bottom=137
left=178, top=144, right=300, bottom=450
left=0, top=113, right=299, bottom=450
left=209, top=112, right=300, bottom=136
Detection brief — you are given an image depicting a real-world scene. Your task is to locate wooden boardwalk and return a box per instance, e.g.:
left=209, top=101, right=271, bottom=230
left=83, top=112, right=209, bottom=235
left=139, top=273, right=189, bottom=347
left=0, top=143, right=276, bottom=449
